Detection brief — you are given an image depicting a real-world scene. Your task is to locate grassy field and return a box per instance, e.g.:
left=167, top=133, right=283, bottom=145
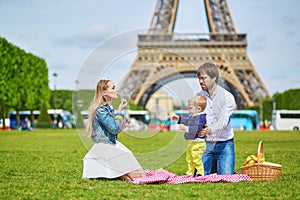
left=0, top=129, right=299, bottom=200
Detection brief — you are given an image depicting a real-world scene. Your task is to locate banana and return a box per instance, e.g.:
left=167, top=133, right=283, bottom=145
left=250, top=154, right=258, bottom=161
left=258, top=157, right=265, bottom=163
left=244, top=157, right=251, bottom=164
left=248, top=160, right=255, bottom=165
left=243, top=154, right=258, bottom=166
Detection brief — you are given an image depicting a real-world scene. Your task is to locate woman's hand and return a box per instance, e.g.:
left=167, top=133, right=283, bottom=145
left=124, top=117, right=131, bottom=125
left=118, top=99, right=128, bottom=112
left=120, top=117, right=131, bottom=132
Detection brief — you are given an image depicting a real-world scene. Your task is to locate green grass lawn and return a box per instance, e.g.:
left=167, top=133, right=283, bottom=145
left=0, top=129, right=299, bottom=199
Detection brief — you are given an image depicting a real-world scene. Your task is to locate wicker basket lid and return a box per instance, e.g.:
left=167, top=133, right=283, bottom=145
left=262, top=161, right=282, bottom=167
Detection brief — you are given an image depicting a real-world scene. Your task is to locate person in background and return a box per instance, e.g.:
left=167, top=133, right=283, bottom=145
left=197, top=62, right=236, bottom=175
left=82, top=79, right=146, bottom=181
left=172, top=94, right=207, bottom=176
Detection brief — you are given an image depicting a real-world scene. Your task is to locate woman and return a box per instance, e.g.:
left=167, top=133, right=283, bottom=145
left=82, top=79, right=145, bottom=181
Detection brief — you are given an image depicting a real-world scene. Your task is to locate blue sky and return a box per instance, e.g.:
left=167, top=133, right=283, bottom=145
left=1, top=0, right=299, bottom=100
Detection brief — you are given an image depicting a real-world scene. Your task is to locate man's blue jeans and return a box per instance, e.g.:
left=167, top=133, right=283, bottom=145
left=202, top=138, right=235, bottom=175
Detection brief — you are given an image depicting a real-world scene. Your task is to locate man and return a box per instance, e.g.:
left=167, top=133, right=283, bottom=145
left=197, top=62, right=236, bottom=175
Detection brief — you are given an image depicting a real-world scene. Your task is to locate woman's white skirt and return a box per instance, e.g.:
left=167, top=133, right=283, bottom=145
left=82, top=141, right=143, bottom=179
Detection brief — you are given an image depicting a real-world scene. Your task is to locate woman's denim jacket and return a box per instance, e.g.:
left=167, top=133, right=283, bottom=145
left=92, top=104, right=124, bottom=144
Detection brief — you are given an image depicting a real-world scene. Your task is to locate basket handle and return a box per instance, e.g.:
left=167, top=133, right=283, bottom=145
left=257, top=141, right=265, bottom=163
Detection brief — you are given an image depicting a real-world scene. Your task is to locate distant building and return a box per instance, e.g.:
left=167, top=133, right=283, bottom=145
left=146, top=89, right=174, bottom=120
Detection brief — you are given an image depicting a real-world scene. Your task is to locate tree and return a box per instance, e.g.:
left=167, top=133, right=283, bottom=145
left=25, top=57, right=50, bottom=125
left=0, top=37, right=50, bottom=129
left=0, top=37, right=10, bottom=130
left=50, top=90, right=73, bottom=112
left=273, top=89, right=300, bottom=110
left=262, top=98, right=273, bottom=121
left=35, top=103, right=52, bottom=129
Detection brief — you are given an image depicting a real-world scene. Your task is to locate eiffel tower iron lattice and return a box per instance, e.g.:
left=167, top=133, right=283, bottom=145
left=119, top=0, right=270, bottom=109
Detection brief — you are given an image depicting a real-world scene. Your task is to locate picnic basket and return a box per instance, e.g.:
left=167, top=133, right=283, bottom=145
left=240, top=141, right=282, bottom=180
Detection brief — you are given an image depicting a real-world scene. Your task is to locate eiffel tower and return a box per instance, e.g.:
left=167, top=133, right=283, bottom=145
left=119, top=0, right=270, bottom=109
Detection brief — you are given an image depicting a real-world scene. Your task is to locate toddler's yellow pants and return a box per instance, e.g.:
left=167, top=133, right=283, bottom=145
left=186, top=141, right=206, bottom=176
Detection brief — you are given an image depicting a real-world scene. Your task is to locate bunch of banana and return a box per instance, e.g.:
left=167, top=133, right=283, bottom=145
left=243, top=153, right=265, bottom=166
left=243, top=155, right=258, bottom=166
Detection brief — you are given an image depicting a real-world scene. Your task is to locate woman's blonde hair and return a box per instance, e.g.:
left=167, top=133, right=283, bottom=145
left=87, top=79, right=110, bottom=137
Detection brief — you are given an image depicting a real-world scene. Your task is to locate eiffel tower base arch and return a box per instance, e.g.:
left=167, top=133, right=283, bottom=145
left=119, top=33, right=269, bottom=109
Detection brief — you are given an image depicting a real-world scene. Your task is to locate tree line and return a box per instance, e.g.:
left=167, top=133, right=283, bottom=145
left=1, top=37, right=299, bottom=129
left=245, top=88, right=300, bottom=121
left=0, top=37, right=49, bottom=128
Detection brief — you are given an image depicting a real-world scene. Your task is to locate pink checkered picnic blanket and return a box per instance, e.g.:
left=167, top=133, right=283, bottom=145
left=131, top=169, right=252, bottom=184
